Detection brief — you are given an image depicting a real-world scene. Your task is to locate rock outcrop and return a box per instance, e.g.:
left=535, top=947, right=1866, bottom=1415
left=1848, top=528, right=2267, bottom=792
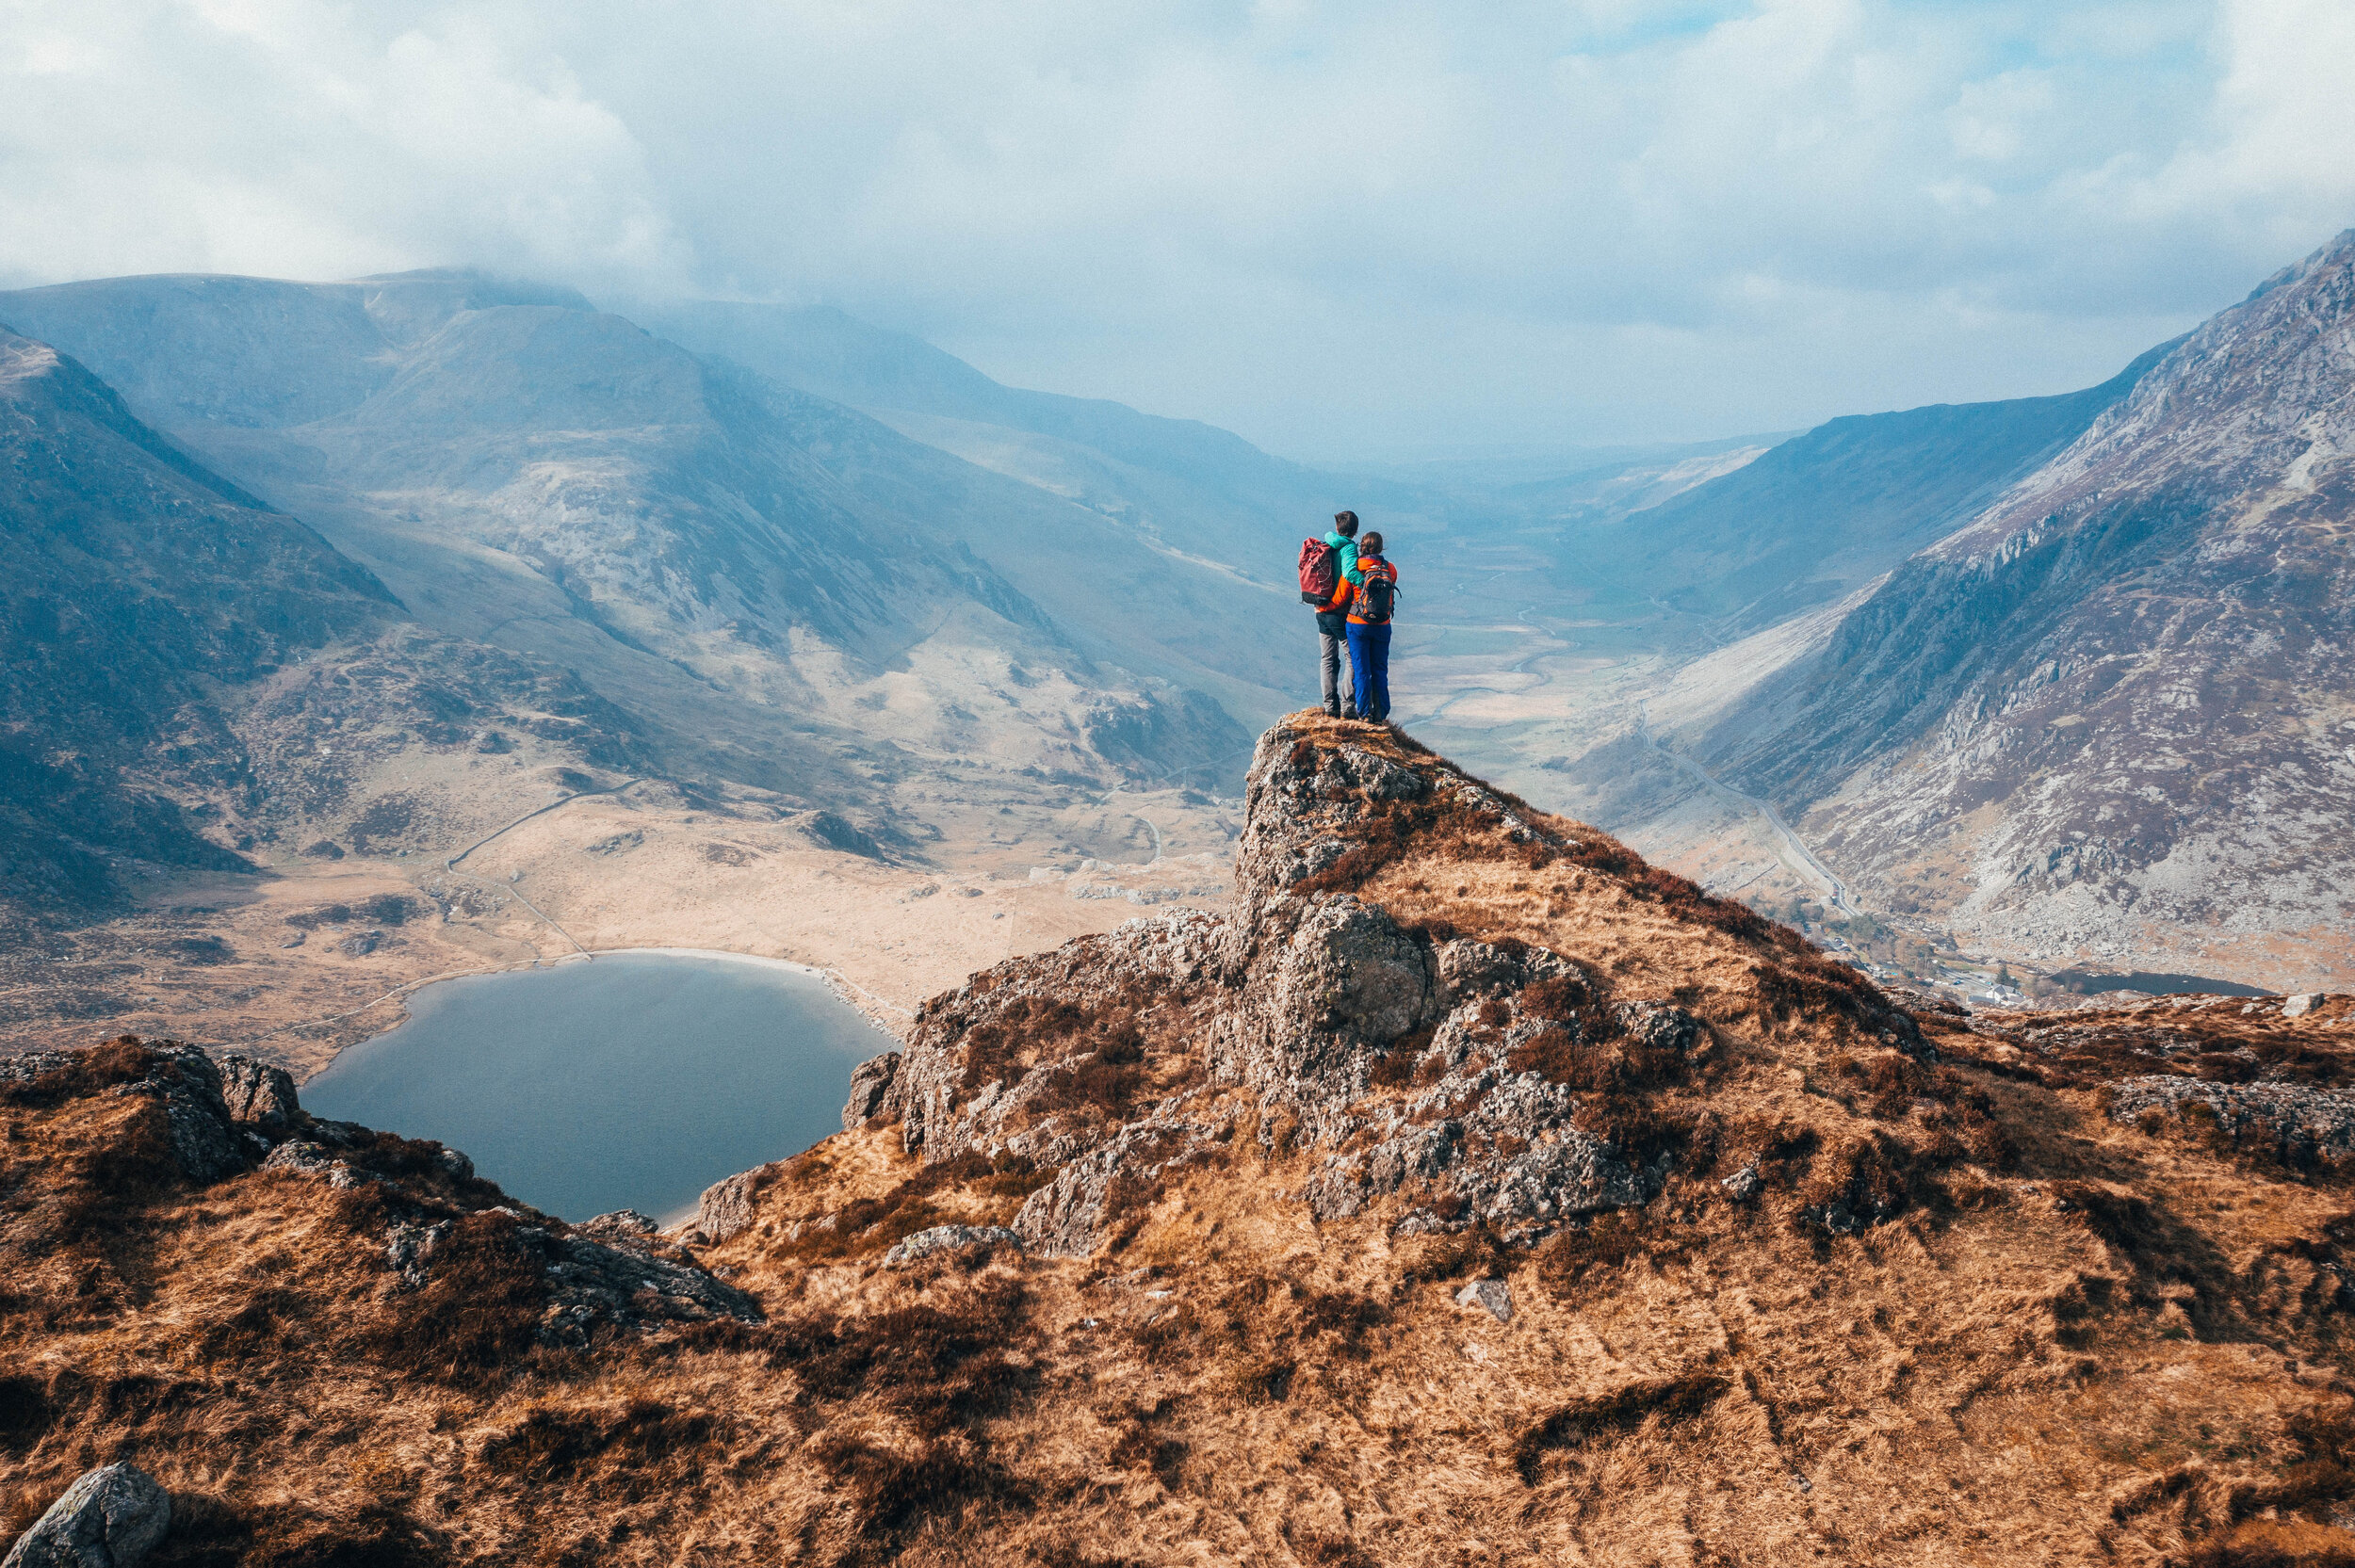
left=883, top=1223, right=1024, bottom=1266
left=2107, top=1076, right=2355, bottom=1168
left=690, top=1163, right=780, bottom=1246
left=2, top=1463, right=171, bottom=1568
left=840, top=1051, right=901, bottom=1131
left=0, top=1032, right=758, bottom=1349
left=9, top=718, right=2355, bottom=1567
left=216, top=1053, right=301, bottom=1132
left=842, top=718, right=1917, bottom=1255
left=520, top=1217, right=763, bottom=1343
left=0, top=1040, right=247, bottom=1182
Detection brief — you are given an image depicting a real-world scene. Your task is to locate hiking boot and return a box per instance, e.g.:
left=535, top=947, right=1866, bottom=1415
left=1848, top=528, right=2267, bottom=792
left=1324, top=700, right=1342, bottom=719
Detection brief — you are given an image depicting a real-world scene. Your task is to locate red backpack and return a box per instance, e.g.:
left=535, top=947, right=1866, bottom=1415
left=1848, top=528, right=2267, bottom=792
left=1298, top=538, right=1339, bottom=604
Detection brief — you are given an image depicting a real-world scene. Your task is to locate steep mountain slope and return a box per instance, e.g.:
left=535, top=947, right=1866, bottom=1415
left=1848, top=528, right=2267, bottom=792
left=7, top=719, right=2355, bottom=1565
left=1601, top=343, right=2173, bottom=631
left=0, top=324, right=662, bottom=920
left=0, top=327, right=390, bottom=909
left=1697, top=229, right=2355, bottom=986
left=0, top=271, right=1264, bottom=809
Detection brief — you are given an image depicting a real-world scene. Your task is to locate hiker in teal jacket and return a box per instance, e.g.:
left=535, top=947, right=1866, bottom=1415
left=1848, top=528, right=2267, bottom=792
left=1312, top=510, right=1362, bottom=718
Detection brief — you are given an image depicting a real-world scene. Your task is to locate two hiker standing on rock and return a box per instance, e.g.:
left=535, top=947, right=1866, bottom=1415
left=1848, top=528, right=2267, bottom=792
left=1300, top=509, right=1400, bottom=723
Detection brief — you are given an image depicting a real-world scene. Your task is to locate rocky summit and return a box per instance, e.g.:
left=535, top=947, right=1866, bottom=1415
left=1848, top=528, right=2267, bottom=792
left=7, top=717, right=2355, bottom=1565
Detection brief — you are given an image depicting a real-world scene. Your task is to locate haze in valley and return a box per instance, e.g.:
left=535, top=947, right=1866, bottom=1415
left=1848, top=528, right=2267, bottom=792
left=8, top=7, right=2355, bottom=1567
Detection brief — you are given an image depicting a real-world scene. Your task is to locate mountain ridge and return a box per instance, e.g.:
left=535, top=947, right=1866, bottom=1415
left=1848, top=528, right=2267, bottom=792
left=1692, top=228, right=2355, bottom=985
left=0, top=269, right=1269, bottom=808
left=0, top=327, right=393, bottom=909
left=1598, top=338, right=2178, bottom=631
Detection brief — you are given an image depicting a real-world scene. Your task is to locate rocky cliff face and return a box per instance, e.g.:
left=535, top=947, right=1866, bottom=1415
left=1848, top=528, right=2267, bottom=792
left=1698, top=230, right=2355, bottom=987
left=8, top=718, right=2355, bottom=1564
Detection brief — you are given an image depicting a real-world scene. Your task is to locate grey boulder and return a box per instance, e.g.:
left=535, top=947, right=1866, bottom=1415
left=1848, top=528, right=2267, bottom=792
left=3, top=1462, right=171, bottom=1568
left=691, top=1163, right=779, bottom=1245
left=841, top=1051, right=902, bottom=1130
left=884, top=1223, right=1024, bottom=1266
left=577, top=1210, right=659, bottom=1240
left=1272, top=896, right=1432, bottom=1045
left=1455, top=1279, right=1514, bottom=1324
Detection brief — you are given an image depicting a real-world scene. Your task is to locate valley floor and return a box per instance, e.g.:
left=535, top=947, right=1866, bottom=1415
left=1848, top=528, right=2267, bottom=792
left=0, top=782, right=1241, bottom=1078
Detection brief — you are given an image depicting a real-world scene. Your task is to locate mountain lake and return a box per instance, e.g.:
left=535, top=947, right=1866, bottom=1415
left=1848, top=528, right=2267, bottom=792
left=301, top=949, right=892, bottom=1224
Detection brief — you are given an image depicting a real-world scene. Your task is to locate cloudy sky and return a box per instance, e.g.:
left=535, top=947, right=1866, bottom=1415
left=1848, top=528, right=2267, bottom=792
left=4, top=0, right=2350, bottom=459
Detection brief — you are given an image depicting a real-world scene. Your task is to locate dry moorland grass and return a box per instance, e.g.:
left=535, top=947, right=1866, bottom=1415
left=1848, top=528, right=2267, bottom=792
left=3, top=716, right=2354, bottom=1565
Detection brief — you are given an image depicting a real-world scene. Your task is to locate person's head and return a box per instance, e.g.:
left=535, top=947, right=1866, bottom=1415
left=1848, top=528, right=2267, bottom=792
left=1333, top=509, right=1359, bottom=538
left=1360, top=530, right=1384, bottom=556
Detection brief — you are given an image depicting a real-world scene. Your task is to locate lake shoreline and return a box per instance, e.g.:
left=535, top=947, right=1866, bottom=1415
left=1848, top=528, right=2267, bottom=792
left=305, top=951, right=890, bottom=1223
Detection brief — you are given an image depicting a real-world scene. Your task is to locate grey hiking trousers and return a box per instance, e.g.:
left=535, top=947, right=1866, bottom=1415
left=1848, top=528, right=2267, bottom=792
left=1320, top=628, right=1353, bottom=714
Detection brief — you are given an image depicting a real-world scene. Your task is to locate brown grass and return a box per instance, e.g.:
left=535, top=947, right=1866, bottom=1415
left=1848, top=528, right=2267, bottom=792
left=350, top=1209, right=554, bottom=1382
left=5, top=721, right=2354, bottom=1563
left=772, top=1151, right=1053, bottom=1264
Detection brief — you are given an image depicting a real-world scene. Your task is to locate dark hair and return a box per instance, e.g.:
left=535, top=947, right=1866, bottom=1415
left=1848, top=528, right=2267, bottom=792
left=1333, top=510, right=1359, bottom=537
left=1359, top=530, right=1384, bottom=555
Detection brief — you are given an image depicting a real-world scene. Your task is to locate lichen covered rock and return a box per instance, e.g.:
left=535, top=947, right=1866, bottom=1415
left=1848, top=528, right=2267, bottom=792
left=217, top=1052, right=301, bottom=1131
left=884, top=1223, right=1023, bottom=1266
left=798, top=718, right=1758, bottom=1255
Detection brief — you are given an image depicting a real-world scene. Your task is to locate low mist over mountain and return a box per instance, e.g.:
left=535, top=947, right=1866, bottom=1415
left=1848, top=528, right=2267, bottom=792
left=1680, top=230, right=2355, bottom=984
left=641, top=299, right=1338, bottom=574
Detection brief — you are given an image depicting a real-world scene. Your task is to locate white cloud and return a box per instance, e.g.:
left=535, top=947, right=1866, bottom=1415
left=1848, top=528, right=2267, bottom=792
left=0, top=1, right=687, bottom=291
left=2124, top=0, right=2355, bottom=252
left=2, top=0, right=2348, bottom=454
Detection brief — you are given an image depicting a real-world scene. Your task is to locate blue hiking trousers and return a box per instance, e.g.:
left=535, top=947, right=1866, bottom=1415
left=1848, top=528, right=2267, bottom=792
left=1345, top=621, right=1391, bottom=722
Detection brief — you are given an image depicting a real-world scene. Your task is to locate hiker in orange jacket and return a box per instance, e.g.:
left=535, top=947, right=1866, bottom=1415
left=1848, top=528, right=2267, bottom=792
left=1338, top=531, right=1398, bottom=723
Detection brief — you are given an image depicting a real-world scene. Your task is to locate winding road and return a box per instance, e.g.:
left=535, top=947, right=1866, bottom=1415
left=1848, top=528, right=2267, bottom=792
left=438, top=778, right=647, bottom=962
left=1633, top=701, right=1858, bottom=916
